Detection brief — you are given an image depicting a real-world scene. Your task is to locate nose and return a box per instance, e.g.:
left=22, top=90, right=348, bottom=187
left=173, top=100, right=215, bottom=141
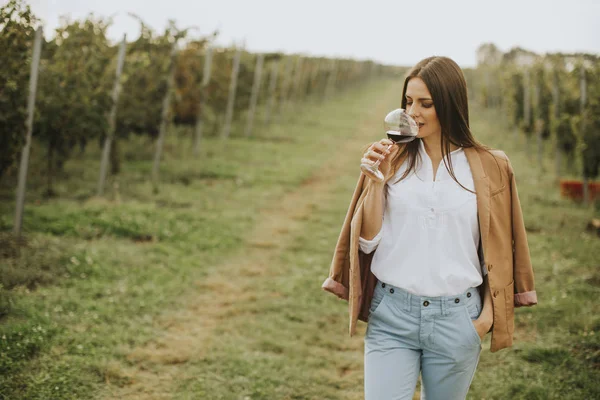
left=406, top=103, right=418, bottom=118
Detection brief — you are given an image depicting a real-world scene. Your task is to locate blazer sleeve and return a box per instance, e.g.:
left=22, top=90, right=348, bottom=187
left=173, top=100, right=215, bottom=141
left=507, top=157, right=538, bottom=307
left=321, top=171, right=367, bottom=301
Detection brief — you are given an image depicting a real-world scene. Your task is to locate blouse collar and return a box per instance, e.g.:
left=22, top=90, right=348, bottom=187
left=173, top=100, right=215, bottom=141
left=415, top=139, right=465, bottom=181
left=417, top=138, right=464, bottom=160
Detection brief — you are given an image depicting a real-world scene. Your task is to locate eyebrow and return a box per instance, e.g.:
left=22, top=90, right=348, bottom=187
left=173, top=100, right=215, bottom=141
left=406, top=95, right=432, bottom=101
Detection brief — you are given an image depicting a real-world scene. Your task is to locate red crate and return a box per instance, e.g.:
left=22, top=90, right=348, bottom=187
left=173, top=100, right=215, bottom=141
left=559, top=180, right=600, bottom=201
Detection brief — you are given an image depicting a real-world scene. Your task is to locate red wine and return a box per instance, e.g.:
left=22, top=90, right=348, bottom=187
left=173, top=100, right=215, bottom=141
left=387, top=131, right=417, bottom=144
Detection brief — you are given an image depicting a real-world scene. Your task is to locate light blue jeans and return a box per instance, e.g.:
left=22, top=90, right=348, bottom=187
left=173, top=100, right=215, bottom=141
left=364, top=281, right=482, bottom=400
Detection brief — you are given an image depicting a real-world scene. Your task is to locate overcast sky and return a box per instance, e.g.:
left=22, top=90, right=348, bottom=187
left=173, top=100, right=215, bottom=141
left=19, top=0, right=600, bottom=67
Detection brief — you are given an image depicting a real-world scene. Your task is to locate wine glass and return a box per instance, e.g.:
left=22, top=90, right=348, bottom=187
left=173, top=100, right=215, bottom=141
left=360, top=108, right=419, bottom=182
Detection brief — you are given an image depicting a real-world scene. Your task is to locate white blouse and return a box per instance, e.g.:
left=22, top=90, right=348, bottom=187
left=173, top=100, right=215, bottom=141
left=359, top=139, right=487, bottom=297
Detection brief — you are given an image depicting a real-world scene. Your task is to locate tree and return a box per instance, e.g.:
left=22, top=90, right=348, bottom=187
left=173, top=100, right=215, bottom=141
left=0, top=0, right=38, bottom=179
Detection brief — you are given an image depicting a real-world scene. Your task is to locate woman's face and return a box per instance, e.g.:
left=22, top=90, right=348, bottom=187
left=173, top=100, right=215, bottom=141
left=405, top=77, right=441, bottom=139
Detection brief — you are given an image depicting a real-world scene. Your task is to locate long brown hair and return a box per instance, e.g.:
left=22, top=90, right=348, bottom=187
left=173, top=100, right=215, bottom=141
left=387, top=56, right=494, bottom=193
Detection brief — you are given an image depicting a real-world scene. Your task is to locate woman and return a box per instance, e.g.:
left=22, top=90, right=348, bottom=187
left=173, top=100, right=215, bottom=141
left=321, top=56, right=537, bottom=399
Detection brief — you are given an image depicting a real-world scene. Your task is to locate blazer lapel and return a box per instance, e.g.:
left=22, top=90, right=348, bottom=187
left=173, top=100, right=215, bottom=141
left=464, top=146, right=490, bottom=260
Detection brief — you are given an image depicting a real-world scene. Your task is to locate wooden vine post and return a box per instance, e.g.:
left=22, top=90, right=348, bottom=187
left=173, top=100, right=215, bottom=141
left=552, top=68, right=561, bottom=180
left=13, top=26, right=43, bottom=237
left=193, top=46, right=213, bottom=156
left=277, top=56, right=293, bottom=121
left=523, top=68, right=531, bottom=154
left=98, top=34, right=127, bottom=196
left=263, top=61, right=279, bottom=126
left=244, top=53, right=264, bottom=137
left=151, top=41, right=178, bottom=189
left=291, top=56, right=304, bottom=104
left=324, top=60, right=337, bottom=100
left=534, top=78, right=543, bottom=169
left=221, top=45, right=242, bottom=139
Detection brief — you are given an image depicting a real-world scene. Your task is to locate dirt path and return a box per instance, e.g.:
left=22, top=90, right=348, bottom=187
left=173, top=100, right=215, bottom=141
left=101, top=85, right=402, bottom=399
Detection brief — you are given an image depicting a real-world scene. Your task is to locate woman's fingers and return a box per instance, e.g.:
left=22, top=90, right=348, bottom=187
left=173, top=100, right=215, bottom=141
left=365, top=149, right=384, bottom=162
left=365, top=140, right=392, bottom=161
left=388, top=142, right=400, bottom=158
left=373, top=141, right=392, bottom=153
left=361, top=156, right=375, bottom=165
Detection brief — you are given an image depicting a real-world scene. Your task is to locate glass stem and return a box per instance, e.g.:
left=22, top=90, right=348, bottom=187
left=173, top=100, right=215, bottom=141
left=372, top=144, right=394, bottom=168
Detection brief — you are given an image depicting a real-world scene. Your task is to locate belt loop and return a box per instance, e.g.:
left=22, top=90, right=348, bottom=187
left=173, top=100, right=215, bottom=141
left=441, top=298, right=447, bottom=316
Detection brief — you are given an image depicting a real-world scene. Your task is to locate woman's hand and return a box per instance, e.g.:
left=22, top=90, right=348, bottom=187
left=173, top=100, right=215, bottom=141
left=361, top=139, right=400, bottom=183
left=472, top=275, right=494, bottom=341
left=472, top=312, right=493, bottom=341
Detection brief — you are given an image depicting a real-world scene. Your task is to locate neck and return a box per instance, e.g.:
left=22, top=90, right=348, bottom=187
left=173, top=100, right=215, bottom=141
left=421, top=133, right=460, bottom=161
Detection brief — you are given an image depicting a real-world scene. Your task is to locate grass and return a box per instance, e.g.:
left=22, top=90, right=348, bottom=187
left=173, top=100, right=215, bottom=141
left=0, top=78, right=599, bottom=399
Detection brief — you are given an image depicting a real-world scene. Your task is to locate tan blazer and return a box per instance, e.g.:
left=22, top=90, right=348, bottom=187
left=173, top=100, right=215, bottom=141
left=321, top=144, right=537, bottom=353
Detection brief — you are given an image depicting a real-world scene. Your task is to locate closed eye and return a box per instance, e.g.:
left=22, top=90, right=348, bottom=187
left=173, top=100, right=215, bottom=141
left=406, top=101, right=433, bottom=108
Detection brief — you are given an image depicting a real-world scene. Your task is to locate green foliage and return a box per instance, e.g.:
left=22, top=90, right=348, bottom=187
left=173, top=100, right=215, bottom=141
left=492, top=49, right=599, bottom=168
left=532, top=62, right=552, bottom=139
left=552, top=60, right=580, bottom=156
left=33, top=15, right=114, bottom=193
left=201, top=48, right=251, bottom=133
left=503, top=67, right=525, bottom=127
left=0, top=0, right=38, bottom=179
left=172, top=39, right=207, bottom=125
left=481, top=67, right=503, bottom=108
left=581, top=63, right=600, bottom=179
left=1, top=6, right=386, bottom=188
left=115, top=21, right=177, bottom=138
left=520, top=70, right=535, bottom=136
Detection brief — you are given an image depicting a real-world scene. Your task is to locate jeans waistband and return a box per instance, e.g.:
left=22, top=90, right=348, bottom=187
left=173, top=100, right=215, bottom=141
left=375, top=281, right=481, bottom=314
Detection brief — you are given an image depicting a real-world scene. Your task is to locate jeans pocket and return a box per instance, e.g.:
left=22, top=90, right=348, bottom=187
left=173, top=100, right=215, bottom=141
left=463, top=306, right=482, bottom=345
left=369, top=286, right=386, bottom=315
left=467, top=302, right=481, bottom=320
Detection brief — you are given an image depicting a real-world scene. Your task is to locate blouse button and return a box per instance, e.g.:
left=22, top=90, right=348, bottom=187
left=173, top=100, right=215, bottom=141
left=423, top=301, right=430, bottom=307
